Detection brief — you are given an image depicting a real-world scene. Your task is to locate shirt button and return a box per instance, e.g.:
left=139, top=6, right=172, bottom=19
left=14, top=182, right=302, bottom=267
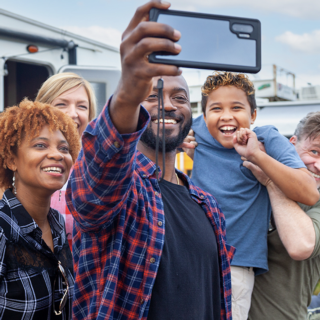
left=113, top=141, right=120, bottom=148
left=150, top=257, right=156, bottom=263
left=157, top=221, right=163, bottom=227
left=200, top=194, right=204, bottom=199
left=142, top=174, right=147, bottom=178
left=155, top=192, right=160, bottom=197
left=140, top=299, right=144, bottom=304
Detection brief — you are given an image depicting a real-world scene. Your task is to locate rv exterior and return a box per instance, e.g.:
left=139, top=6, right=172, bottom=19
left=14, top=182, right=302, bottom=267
left=254, top=99, right=320, bottom=138
left=0, top=9, right=121, bottom=114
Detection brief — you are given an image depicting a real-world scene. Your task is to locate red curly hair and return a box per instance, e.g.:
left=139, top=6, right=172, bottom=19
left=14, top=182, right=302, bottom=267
left=0, top=99, right=81, bottom=189
left=201, top=72, right=256, bottom=114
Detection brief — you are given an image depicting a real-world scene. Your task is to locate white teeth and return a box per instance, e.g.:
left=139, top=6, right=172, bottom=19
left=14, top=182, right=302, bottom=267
left=43, top=167, right=62, bottom=173
left=220, top=126, right=236, bottom=131
left=310, top=171, right=320, bottom=179
left=153, top=119, right=177, bottom=124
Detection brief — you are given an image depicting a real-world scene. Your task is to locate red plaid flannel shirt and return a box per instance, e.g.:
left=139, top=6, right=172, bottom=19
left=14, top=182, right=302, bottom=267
left=66, top=101, right=235, bottom=320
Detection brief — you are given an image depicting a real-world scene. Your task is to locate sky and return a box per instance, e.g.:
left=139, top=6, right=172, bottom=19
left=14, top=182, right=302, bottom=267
left=1, top=0, right=320, bottom=89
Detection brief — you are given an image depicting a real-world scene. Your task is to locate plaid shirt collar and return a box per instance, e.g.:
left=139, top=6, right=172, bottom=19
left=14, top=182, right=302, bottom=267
left=136, top=151, right=207, bottom=202
left=3, top=189, right=64, bottom=238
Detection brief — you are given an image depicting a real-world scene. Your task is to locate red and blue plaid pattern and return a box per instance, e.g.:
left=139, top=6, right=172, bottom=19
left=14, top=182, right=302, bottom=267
left=66, top=101, right=235, bottom=320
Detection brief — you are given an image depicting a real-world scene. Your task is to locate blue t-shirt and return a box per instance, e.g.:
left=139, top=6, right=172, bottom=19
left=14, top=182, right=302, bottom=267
left=192, top=115, right=305, bottom=275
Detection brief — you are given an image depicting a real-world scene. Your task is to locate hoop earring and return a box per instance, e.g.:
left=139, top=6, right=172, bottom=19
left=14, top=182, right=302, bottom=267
left=12, top=172, right=17, bottom=195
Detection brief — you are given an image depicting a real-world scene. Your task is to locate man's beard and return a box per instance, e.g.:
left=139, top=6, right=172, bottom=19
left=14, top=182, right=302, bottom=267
left=140, top=112, right=192, bottom=153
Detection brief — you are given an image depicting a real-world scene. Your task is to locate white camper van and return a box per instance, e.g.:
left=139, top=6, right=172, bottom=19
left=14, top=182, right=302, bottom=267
left=253, top=100, right=320, bottom=137
left=0, top=9, right=121, bottom=114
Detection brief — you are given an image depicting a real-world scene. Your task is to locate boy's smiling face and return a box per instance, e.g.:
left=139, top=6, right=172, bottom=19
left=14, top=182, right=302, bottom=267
left=204, top=86, right=257, bottom=149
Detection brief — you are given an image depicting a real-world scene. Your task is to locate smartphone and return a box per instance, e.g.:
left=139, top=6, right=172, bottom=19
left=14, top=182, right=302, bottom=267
left=148, top=9, right=261, bottom=73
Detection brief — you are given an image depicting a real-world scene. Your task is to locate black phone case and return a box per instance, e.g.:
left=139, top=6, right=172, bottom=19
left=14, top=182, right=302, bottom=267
left=148, top=8, right=261, bottom=74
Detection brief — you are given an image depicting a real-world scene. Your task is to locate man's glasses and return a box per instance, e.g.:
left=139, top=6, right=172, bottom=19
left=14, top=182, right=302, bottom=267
left=53, top=261, right=70, bottom=316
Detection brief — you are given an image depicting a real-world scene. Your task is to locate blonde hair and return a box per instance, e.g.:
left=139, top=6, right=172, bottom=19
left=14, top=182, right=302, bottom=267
left=36, top=72, right=96, bottom=121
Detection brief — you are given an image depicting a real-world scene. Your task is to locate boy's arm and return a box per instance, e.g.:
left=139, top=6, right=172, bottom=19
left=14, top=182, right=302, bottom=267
left=233, top=128, right=319, bottom=206
left=243, top=160, right=316, bottom=260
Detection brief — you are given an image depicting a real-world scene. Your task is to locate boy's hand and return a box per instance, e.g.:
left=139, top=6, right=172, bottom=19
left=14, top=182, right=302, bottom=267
left=233, top=128, right=261, bottom=162
left=178, top=129, right=197, bottom=160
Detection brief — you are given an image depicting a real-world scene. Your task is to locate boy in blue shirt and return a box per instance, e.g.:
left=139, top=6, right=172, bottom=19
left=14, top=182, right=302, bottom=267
left=190, top=72, right=319, bottom=320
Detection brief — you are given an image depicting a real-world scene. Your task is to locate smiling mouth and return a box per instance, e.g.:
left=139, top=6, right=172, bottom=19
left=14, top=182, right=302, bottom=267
left=153, top=118, right=178, bottom=125
left=220, top=126, right=237, bottom=135
left=42, top=167, right=63, bottom=173
left=310, top=170, right=320, bottom=179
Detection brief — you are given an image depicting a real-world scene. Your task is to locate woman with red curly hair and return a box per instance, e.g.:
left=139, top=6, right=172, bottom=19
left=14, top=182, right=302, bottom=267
left=0, top=100, right=80, bottom=319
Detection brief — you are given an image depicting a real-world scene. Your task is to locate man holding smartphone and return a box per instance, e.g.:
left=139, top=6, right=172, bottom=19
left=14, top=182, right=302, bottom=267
left=66, top=1, right=234, bottom=320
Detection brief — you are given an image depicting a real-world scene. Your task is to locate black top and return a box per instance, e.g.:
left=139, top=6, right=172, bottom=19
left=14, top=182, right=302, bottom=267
left=0, top=189, right=74, bottom=320
left=147, top=178, right=221, bottom=320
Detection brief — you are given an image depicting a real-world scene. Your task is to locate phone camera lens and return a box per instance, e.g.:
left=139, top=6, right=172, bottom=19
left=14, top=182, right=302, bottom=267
left=232, top=24, right=253, bottom=33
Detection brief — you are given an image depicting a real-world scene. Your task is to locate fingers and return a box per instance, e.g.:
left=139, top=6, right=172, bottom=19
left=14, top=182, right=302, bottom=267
left=120, top=19, right=182, bottom=80
left=123, top=1, right=171, bottom=40
left=258, top=141, right=266, bottom=153
left=188, top=129, right=195, bottom=137
left=180, top=142, right=197, bottom=149
left=131, top=35, right=181, bottom=61
left=184, top=129, right=196, bottom=143
left=236, top=128, right=248, bottom=145
left=242, top=160, right=254, bottom=170
left=125, top=21, right=180, bottom=46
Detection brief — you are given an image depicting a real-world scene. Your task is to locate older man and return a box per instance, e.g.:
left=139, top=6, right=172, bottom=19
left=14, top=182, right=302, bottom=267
left=247, top=112, right=320, bottom=320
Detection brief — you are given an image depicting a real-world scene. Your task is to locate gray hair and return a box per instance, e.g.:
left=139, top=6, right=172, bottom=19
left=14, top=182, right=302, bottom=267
left=294, top=112, right=320, bottom=141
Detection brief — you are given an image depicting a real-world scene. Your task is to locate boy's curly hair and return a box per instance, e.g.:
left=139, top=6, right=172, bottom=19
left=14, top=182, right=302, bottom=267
left=201, top=72, right=256, bottom=114
left=0, top=99, right=81, bottom=189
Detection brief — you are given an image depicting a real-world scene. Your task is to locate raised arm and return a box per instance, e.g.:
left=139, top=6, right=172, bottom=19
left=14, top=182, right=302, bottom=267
left=66, top=1, right=183, bottom=231
left=267, top=182, right=315, bottom=260
left=234, top=128, right=319, bottom=206
left=109, top=1, right=181, bottom=134
left=243, top=160, right=316, bottom=260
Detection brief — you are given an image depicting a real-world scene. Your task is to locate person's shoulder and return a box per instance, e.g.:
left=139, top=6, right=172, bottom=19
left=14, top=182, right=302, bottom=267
left=192, top=114, right=206, bottom=131
left=254, top=125, right=291, bottom=148
left=253, top=125, right=280, bottom=136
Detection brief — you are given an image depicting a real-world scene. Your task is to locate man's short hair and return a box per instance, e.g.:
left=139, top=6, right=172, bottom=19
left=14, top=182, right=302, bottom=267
left=294, top=112, right=320, bottom=141
left=201, top=72, right=256, bottom=115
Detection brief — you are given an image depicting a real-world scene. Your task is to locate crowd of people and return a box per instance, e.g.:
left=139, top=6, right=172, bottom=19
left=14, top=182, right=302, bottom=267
left=0, top=1, right=320, bottom=319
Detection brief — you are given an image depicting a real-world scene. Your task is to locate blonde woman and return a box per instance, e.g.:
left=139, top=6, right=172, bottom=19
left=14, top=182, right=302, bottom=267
left=36, top=72, right=97, bottom=249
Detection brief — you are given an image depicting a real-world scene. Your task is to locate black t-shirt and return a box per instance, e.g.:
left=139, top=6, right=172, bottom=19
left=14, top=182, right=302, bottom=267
left=147, top=179, right=221, bottom=320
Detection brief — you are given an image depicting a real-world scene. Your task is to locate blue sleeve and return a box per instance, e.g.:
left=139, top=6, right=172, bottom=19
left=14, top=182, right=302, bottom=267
left=254, top=125, right=306, bottom=169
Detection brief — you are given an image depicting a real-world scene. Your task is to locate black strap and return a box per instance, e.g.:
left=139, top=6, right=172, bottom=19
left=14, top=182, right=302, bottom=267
left=155, top=78, right=165, bottom=181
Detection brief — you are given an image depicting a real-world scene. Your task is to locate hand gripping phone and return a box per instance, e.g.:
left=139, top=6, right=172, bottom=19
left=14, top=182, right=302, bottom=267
left=148, top=8, right=261, bottom=73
